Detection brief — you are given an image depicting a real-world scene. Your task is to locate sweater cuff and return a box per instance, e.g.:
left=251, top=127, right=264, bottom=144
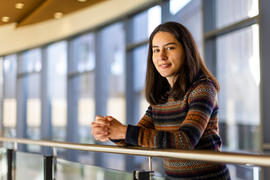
left=110, top=139, right=123, bottom=143
left=125, top=124, right=141, bottom=146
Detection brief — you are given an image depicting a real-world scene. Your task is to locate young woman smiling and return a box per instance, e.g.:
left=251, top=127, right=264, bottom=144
left=91, top=22, right=231, bottom=180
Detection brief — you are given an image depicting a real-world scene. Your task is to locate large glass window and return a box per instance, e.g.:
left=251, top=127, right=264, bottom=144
left=133, top=45, right=148, bottom=123
left=22, top=48, right=42, bottom=153
left=99, top=22, right=126, bottom=170
left=132, top=5, right=161, bottom=43
left=72, top=33, right=96, bottom=164
left=216, top=0, right=259, bottom=29
left=217, top=24, right=260, bottom=152
left=3, top=55, right=17, bottom=138
left=170, top=0, right=191, bottom=15
left=172, top=0, right=203, bottom=56
left=47, top=41, right=67, bottom=143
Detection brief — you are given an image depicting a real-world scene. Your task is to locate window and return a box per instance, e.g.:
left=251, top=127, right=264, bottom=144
left=47, top=41, right=67, bottom=144
left=23, top=48, right=42, bottom=152
left=98, top=22, right=126, bottom=170
left=132, top=5, right=161, bottom=43
left=72, top=33, right=96, bottom=164
left=3, top=55, right=17, bottom=138
left=172, top=0, right=203, bottom=56
left=133, top=45, right=148, bottom=122
left=217, top=24, right=260, bottom=152
left=216, top=0, right=259, bottom=29
left=170, top=0, right=191, bottom=15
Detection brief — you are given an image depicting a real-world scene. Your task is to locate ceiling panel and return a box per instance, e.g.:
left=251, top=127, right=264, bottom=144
left=0, top=0, right=103, bottom=27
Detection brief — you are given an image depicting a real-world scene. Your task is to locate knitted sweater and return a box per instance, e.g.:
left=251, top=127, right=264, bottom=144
left=114, top=78, right=231, bottom=179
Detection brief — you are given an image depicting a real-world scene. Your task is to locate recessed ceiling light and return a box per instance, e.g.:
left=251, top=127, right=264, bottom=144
left=15, top=3, right=24, bottom=9
left=54, top=12, right=63, bottom=19
left=78, top=0, right=87, bottom=2
left=2, top=16, right=10, bottom=22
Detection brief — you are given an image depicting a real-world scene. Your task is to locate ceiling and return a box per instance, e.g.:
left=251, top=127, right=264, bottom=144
left=0, top=0, right=103, bottom=28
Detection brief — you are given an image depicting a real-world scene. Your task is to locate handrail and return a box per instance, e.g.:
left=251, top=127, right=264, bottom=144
left=0, top=137, right=270, bottom=167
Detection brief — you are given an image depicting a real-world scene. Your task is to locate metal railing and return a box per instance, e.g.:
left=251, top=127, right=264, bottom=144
left=1, top=137, right=270, bottom=179
left=1, top=137, right=270, bottom=167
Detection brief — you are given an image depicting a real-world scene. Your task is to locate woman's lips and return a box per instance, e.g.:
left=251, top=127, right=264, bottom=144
left=160, top=64, right=171, bottom=68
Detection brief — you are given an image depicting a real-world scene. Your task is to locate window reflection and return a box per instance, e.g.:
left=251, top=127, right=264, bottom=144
left=99, top=22, right=126, bottom=171
left=172, top=0, right=203, bottom=56
left=47, top=41, right=67, bottom=146
left=216, top=0, right=259, bottom=29
left=217, top=24, right=260, bottom=152
left=133, top=5, right=161, bottom=43
left=102, top=22, right=126, bottom=125
left=73, top=33, right=95, bottom=73
left=169, top=0, right=191, bottom=15
left=73, top=32, right=96, bottom=164
left=3, top=55, right=17, bottom=139
left=15, top=48, right=42, bottom=152
left=26, top=73, right=41, bottom=152
left=133, top=45, right=148, bottom=120
left=18, top=48, right=42, bottom=73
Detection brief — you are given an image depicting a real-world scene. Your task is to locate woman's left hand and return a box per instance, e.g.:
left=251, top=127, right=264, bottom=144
left=106, top=116, right=127, bottom=140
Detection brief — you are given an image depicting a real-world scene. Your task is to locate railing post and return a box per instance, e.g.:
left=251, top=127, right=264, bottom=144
left=7, top=149, right=16, bottom=180
left=133, top=170, right=155, bottom=180
left=148, top=156, right=152, bottom=172
left=53, top=147, right=57, bottom=179
left=133, top=157, right=155, bottom=180
left=44, top=155, right=53, bottom=180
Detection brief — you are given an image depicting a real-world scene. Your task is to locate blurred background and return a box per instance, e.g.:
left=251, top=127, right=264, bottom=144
left=0, top=0, right=269, bottom=179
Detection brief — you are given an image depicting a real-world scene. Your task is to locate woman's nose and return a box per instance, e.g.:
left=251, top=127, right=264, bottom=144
left=159, top=50, right=167, bottom=60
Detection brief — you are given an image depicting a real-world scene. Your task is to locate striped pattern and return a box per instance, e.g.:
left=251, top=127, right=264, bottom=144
left=115, top=78, right=231, bottom=179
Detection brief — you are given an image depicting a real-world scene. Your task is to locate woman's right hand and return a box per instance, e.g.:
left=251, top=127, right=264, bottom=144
left=91, top=115, right=112, bottom=142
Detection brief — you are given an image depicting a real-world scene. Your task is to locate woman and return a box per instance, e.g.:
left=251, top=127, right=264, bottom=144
left=91, top=21, right=231, bottom=180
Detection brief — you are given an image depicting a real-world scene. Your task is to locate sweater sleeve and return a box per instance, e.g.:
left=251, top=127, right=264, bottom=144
left=125, top=81, right=218, bottom=149
left=112, top=105, right=155, bottom=147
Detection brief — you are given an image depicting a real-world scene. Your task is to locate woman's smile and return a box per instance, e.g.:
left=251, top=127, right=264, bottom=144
left=160, top=63, right=171, bottom=68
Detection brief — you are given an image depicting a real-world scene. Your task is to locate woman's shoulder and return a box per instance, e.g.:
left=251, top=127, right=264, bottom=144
left=190, top=77, right=218, bottom=91
left=186, top=77, right=218, bottom=100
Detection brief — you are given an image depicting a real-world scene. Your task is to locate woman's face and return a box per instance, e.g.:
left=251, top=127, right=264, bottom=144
left=152, top=31, right=185, bottom=87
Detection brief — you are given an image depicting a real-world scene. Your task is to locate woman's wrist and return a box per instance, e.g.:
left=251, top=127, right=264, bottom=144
left=121, top=125, right=127, bottom=139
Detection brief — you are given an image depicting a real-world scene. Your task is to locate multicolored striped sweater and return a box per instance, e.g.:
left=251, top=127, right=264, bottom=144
left=114, top=78, right=231, bottom=179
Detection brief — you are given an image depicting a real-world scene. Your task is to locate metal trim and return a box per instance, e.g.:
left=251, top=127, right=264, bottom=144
left=1, top=137, right=270, bottom=167
left=204, top=16, right=258, bottom=39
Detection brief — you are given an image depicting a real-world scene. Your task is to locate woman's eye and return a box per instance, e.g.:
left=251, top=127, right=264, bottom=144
left=153, top=49, right=159, bottom=53
left=167, top=47, right=174, bottom=50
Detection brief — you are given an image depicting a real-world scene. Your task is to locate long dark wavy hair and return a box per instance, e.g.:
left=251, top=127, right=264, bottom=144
left=145, top=21, right=220, bottom=105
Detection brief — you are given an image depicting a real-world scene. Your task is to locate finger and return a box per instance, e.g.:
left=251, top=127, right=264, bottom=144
left=93, top=132, right=109, bottom=140
left=90, top=122, right=102, bottom=128
left=91, top=122, right=109, bottom=129
left=99, top=137, right=110, bottom=142
left=92, top=126, right=108, bottom=134
left=105, top=116, right=113, bottom=121
left=92, top=130, right=108, bottom=136
left=94, top=118, right=110, bottom=126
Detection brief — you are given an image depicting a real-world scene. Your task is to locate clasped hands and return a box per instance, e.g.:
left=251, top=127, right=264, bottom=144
left=91, top=115, right=127, bottom=142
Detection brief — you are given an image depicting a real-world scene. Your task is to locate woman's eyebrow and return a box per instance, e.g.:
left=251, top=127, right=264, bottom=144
left=165, top=42, right=177, bottom=46
left=152, top=42, right=177, bottom=48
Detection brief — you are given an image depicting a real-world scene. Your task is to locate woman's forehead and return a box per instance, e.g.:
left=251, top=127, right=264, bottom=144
left=152, top=31, right=179, bottom=46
